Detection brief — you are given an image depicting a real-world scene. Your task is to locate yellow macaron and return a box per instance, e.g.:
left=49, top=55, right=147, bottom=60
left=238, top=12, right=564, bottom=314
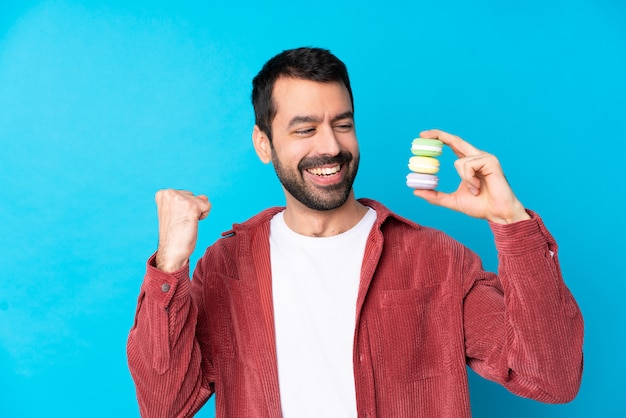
left=408, top=156, right=440, bottom=174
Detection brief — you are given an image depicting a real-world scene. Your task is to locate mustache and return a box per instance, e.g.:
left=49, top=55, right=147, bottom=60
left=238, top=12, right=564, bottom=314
left=298, top=151, right=353, bottom=171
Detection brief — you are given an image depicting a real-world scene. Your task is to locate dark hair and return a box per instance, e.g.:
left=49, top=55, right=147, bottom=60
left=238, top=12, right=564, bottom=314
left=251, top=47, right=354, bottom=141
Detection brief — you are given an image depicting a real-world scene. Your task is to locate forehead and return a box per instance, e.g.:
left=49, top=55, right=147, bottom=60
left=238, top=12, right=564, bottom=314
left=271, top=77, right=352, bottom=121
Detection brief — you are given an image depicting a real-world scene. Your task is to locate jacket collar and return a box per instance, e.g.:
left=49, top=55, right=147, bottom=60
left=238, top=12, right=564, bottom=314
left=221, top=198, right=407, bottom=237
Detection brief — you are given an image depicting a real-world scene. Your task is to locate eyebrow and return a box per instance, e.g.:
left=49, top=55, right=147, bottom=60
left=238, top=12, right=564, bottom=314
left=287, top=115, right=321, bottom=128
left=287, top=111, right=354, bottom=128
left=332, top=111, right=354, bottom=123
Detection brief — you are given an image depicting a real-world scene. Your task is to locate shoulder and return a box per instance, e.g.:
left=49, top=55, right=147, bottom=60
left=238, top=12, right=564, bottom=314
left=360, top=198, right=466, bottom=252
left=197, top=207, right=282, bottom=271
left=220, top=206, right=285, bottom=238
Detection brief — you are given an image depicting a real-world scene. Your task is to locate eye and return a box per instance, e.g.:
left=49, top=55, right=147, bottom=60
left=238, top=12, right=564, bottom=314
left=334, top=122, right=354, bottom=132
left=295, top=128, right=316, bottom=136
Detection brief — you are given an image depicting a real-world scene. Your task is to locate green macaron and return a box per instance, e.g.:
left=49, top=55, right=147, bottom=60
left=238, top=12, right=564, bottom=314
left=411, top=138, right=443, bottom=157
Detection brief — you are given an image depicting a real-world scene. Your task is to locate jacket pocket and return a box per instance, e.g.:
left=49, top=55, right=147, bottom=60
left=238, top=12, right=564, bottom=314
left=374, top=285, right=448, bottom=381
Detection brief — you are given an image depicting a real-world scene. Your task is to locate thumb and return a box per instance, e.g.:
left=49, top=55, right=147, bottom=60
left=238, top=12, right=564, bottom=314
left=412, top=188, right=456, bottom=210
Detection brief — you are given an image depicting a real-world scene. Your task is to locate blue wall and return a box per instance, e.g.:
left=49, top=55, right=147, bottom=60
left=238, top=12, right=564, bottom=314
left=1, top=1, right=624, bottom=416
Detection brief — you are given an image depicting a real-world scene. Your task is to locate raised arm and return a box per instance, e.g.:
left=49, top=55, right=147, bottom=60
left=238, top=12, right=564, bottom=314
left=127, top=189, right=214, bottom=417
left=462, top=215, right=583, bottom=402
left=412, top=130, right=583, bottom=400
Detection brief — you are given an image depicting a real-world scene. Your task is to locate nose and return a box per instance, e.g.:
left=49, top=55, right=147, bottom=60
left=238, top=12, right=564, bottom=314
left=316, top=124, right=341, bottom=156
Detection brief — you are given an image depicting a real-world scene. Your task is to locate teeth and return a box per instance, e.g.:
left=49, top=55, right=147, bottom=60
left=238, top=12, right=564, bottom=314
left=307, top=165, right=340, bottom=176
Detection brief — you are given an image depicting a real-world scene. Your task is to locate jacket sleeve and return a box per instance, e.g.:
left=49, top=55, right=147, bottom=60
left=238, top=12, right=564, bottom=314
left=126, top=253, right=214, bottom=417
left=462, top=210, right=584, bottom=403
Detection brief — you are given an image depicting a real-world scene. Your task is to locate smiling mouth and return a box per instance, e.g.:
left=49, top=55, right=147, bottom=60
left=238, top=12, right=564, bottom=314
left=306, top=164, right=341, bottom=177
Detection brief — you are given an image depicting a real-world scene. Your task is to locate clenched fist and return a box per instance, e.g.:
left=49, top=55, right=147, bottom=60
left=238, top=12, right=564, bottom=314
left=154, top=189, right=212, bottom=272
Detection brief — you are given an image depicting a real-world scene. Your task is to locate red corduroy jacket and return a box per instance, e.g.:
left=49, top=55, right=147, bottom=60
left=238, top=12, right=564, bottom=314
left=127, top=199, right=583, bottom=417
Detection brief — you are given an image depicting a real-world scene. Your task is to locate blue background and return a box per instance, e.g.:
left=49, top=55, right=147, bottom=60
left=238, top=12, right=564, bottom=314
left=1, top=0, right=624, bottom=416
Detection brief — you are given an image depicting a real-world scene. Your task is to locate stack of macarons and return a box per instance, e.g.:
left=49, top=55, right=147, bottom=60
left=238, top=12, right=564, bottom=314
left=406, top=137, right=444, bottom=189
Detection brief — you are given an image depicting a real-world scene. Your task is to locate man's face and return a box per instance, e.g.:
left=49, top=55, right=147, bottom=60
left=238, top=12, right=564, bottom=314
left=267, top=77, right=359, bottom=211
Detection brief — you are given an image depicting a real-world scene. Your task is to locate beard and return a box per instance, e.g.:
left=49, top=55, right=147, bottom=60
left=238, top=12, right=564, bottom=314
left=271, top=149, right=359, bottom=211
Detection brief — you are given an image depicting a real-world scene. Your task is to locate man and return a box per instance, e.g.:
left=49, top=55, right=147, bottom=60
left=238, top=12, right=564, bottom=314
left=127, top=47, right=583, bottom=417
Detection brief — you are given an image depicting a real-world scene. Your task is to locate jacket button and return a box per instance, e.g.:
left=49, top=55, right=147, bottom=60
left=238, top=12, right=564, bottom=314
left=161, top=283, right=170, bottom=292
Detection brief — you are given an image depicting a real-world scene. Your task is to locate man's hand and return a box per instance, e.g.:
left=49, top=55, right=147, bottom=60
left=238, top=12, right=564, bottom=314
left=412, top=129, right=531, bottom=224
left=154, top=189, right=212, bottom=272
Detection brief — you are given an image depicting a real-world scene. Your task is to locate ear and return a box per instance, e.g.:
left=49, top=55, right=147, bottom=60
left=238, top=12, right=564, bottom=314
left=252, top=125, right=272, bottom=164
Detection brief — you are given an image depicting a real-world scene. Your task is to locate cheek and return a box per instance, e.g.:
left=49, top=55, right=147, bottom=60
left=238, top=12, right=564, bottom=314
left=338, top=132, right=359, bottom=150
left=275, top=143, right=311, bottom=168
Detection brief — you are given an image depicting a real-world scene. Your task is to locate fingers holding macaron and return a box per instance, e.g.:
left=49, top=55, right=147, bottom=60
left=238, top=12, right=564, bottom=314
left=418, top=129, right=493, bottom=196
left=408, top=129, right=530, bottom=223
left=419, top=129, right=483, bottom=160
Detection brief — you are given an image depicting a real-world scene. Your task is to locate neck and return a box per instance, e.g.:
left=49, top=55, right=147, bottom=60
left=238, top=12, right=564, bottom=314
left=282, top=191, right=368, bottom=237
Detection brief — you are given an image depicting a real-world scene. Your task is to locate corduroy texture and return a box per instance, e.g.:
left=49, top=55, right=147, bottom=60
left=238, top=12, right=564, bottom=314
left=127, top=199, right=583, bottom=417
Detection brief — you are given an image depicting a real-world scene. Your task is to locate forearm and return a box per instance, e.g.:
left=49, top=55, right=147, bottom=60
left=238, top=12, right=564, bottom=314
left=465, top=212, right=584, bottom=402
left=127, top=254, right=212, bottom=417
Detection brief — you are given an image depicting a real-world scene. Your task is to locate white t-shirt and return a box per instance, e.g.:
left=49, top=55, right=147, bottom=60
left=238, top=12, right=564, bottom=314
left=270, top=208, right=377, bottom=418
